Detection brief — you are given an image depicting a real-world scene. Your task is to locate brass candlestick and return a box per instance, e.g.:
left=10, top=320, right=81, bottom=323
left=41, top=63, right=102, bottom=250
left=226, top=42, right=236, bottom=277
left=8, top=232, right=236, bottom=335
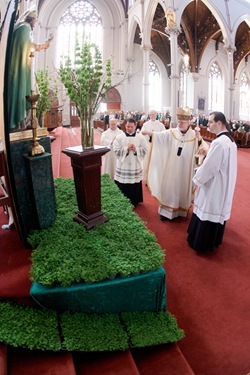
left=26, top=91, right=45, bottom=156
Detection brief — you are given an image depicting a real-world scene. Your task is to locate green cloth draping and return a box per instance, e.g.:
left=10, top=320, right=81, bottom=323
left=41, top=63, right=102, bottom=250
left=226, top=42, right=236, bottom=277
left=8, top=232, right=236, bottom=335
left=30, top=267, right=166, bottom=313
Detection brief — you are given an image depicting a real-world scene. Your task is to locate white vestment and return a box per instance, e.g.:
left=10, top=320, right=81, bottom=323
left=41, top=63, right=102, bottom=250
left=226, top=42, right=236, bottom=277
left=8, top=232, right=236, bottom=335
left=193, top=133, right=237, bottom=224
left=148, top=127, right=208, bottom=219
left=113, top=132, right=149, bottom=183
left=141, top=120, right=166, bottom=180
left=100, top=128, right=123, bottom=179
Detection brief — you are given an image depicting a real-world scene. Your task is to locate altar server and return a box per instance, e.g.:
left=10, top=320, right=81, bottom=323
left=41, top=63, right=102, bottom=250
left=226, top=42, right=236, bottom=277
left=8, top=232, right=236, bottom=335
left=113, top=118, right=148, bottom=206
left=187, top=111, right=237, bottom=252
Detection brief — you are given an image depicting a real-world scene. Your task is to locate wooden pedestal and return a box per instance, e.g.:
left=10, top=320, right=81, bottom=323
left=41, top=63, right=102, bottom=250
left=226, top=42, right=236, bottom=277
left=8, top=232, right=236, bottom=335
left=62, top=145, right=110, bottom=229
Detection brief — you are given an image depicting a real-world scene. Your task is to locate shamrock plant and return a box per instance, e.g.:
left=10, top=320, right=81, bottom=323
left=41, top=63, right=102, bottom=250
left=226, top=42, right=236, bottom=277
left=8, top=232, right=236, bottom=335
left=36, top=67, right=58, bottom=127
left=59, top=40, right=112, bottom=147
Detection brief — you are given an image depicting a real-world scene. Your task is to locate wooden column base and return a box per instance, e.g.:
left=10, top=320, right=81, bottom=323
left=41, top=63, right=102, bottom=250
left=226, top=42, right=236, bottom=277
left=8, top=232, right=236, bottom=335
left=74, top=210, right=109, bottom=230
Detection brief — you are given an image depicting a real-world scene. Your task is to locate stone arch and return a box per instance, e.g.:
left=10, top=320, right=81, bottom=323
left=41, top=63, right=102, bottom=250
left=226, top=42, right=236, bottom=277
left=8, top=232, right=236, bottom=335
left=178, top=0, right=232, bottom=45
left=102, top=87, right=122, bottom=112
left=143, top=1, right=161, bottom=48
left=127, top=16, right=142, bottom=58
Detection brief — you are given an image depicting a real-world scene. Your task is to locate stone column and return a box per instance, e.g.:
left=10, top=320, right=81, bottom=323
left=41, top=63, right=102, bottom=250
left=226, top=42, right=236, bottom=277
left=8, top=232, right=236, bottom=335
left=165, top=25, right=180, bottom=126
left=224, top=44, right=236, bottom=120
left=142, top=45, right=151, bottom=115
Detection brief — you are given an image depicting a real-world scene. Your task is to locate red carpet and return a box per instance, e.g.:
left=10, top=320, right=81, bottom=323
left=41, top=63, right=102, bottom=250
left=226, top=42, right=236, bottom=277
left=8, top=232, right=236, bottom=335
left=0, top=211, right=32, bottom=302
left=135, top=147, right=250, bottom=375
left=0, top=126, right=249, bottom=374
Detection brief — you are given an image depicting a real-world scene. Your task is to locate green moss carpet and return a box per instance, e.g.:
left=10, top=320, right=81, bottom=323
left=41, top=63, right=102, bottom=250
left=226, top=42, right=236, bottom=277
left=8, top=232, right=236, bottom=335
left=0, top=176, right=184, bottom=351
left=28, top=176, right=165, bottom=286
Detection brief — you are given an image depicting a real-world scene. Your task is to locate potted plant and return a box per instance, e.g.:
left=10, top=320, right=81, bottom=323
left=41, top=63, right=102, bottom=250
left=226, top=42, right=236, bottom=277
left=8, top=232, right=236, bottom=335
left=58, top=39, right=112, bottom=148
left=56, top=40, right=114, bottom=229
left=36, top=67, right=58, bottom=127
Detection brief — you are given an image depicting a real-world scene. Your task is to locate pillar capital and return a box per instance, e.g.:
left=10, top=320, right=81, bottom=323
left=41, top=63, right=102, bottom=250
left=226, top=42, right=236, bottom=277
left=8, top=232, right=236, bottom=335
left=165, top=25, right=180, bottom=37
left=192, top=72, right=200, bottom=82
left=224, top=44, right=236, bottom=56
left=141, top=44, right=152, bottom=52
left=126, top=56, right=134, bottom=62
left=170, top=74, right=179, bottom=80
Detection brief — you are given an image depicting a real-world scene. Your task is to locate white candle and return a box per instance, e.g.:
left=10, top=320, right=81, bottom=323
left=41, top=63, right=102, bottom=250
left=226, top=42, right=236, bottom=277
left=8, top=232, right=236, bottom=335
left=30, top=48, right=35, bottom=92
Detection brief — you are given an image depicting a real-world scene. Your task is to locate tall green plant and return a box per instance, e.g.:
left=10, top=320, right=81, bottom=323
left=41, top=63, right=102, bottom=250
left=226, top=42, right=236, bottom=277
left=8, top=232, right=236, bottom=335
left=59, top=40, right=112, bottom=147
left=36, top=68, right=58, bottom=127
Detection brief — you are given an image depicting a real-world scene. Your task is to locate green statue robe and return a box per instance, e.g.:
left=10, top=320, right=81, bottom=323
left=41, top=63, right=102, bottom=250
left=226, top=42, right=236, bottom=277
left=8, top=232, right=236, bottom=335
left=8, top=22, right=35, bottom=130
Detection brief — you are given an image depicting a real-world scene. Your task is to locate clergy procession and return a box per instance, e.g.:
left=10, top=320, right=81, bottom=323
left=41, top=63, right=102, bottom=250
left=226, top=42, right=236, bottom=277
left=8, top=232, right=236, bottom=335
left=0, top=0, right=243, bottom=255
left=100, top=106, right=237, bottom=254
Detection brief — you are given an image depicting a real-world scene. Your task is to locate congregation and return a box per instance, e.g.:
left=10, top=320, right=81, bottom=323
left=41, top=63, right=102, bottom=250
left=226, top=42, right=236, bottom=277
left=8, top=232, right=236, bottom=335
left=99, top=109, right=172, bottom=130
left=99, top=109, right=250, bottom=147
left=99, top=109, right=250, bottom=128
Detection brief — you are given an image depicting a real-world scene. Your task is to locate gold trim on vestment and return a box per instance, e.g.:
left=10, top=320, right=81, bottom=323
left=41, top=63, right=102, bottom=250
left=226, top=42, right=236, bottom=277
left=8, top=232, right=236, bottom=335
left=170, top=129, right=196, bottom=142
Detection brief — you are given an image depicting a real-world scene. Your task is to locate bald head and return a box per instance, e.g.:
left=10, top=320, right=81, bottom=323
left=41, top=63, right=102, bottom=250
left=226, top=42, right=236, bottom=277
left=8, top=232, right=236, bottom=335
left=109, top=119, right=117, bottom=130
left=149, top=110, right=157, bottom=121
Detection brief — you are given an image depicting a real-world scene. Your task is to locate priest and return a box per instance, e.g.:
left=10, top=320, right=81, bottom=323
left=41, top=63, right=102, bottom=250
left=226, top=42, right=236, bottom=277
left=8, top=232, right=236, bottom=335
left=147, top=106, right=208, bottom=220
left=140, top=109, right=166, bottom=182
left=113, top=118, right=148, bottom=206
left=100, top=118, right=123, bottom=179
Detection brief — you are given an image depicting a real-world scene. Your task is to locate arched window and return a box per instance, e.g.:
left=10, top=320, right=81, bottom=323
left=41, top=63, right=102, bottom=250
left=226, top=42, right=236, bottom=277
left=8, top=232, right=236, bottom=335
left=57, top=0, right=102, bottom=67
left=239, top=72, right=250, bottom=120
left=149, top=59, right=161, bottom=110
left=179, top=62, right=188, bottom=107
left=208, top=62, right=223, bottom=112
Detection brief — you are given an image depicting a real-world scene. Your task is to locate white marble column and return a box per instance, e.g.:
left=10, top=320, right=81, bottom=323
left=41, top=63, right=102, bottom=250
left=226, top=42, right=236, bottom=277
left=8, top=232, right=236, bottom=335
left=142, top=44, right=151, bottom=115
left=165, top=25, right=180, bottom=126
left=224, top=44, right=236, bottom=120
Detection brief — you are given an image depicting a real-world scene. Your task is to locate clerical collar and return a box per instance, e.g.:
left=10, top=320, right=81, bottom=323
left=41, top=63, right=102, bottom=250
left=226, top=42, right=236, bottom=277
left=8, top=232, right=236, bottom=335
left=125, top=132, right=136, bottom=137
left=179, top=126, right=190, bottom=135
left=217, top=131, right=234, bottom=142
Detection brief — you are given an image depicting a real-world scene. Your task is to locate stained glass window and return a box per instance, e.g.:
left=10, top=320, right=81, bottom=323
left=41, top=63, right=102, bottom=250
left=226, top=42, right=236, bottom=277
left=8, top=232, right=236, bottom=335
left=149, top=59, right=161, bottom=111
left=57, top=0, right=102, bottom=67
left=239, top=71, right=250, bottom=120
left=208, top=62, right=223, bottom=112
left=179, top=62, right=188, bottom=108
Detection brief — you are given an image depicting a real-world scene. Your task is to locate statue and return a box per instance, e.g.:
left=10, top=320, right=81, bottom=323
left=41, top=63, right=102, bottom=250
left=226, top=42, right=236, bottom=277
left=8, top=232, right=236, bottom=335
left=166, top=8, right=176, bottom=27
left=7, top=9, right=53, bottom=131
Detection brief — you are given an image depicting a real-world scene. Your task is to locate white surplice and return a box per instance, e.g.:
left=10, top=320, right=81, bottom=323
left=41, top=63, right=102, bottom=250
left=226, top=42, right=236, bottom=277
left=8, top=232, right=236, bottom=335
left=193, top=133, right=237, bottom=224
left=100, top=128, right=123, bottom=179
left=113, top=132, right=148, bottom=184
left=140, top=120, right=166, bottom=180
